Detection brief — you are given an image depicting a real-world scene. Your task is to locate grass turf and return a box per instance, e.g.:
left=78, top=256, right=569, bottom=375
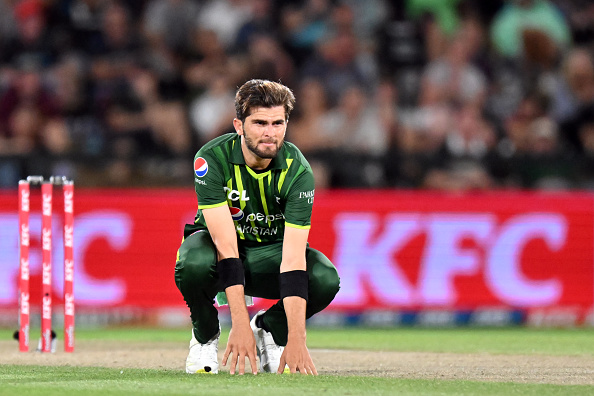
left=0, top=365, right=591, bottom=396
left=1, top=327, right=593, bottom=395
left=6, top=327, right=590, bottom=355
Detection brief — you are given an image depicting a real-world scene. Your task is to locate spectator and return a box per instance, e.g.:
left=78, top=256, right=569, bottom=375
left=341, top=0, right=389, bottom=43
left=575, top=104, right=594, bottom=188
left=184, top=28, right=237, bottom=92
left=498, top=93, right=548, bottom=157
left=142, top=0, right=200, bottom=84
left=0, top=61, right=63, bottom=155
left=406, top=0, right=463, bottom=61
left=281, top=0, right=333, bottom=66
left=143, top=0, right=200, bottom=54
left=526, top=117, right=560, bottom=155
left=242, top=34, right=295, bottom=86
left=88, top=2, right=141, bottom=92
left=89, top=2, right=141, bottom=58
left=102, top=78, right=153, bottom=160
left=407, top=0, right=463, bottom=37
left=52, top=0, right=109, bottom=53
left=99, top=63, right=192, bottom=185
left=301, top=29, right=375, bottom=105
left=555, top=48, right=594, bottom=152
left=0, top=0, right=592, bottom=189
left=286, top=78, right=333, bottom=188
left=318, top=85, right=391, bottom=187
left=420, top=28, right=488, bottom=108
left=563, top=48, right=594, bottom=111
left=397, top=104, right=450, bottom=156
left=444, top=104, right=497, bottom=159
left=559, top=0, right=594, bottom=49
left=387, top=98, right=452, bottom=188
left=0, top=0, right=17, bottom=87
left=196, top=0, right=253, bottom=50
left=233, top=0, right=279, bottom=52
left=576, top=105, right=594, bottom=156
left=1, top=0, right=58, bottom=69
left=0, top=0, right=18, bottom=49
left=188, top=73, right=235, bottom=145
left=287, top=78, right=334, bottom=152
left=321, top=85, right=391, bottom=156
left=89, top=3, right=143, bottom=118
left=49, top=53, right=104, bottom=156
left=513, top=116, right=577, bottom=189
left=130, top=66, right=192, bottom=157
left=103, top=64, right=191, bottom=158
left=401, top=102, right=498, bottom=192
left=490, top=0, right=571, bottom=61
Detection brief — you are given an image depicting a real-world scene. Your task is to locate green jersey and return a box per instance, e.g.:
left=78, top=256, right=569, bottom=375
left=184, top=133, right=315, bottom=244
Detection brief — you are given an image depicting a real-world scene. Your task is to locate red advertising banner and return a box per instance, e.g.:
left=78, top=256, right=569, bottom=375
left=1, top=188, right=593, bottom=325
left=310, top=191, right=594, bottom=314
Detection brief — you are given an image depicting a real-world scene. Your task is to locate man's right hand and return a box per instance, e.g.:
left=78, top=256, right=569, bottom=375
left=222, top=320, right=258, bottom=375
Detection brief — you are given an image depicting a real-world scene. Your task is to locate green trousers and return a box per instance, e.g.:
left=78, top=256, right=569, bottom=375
left=174, top=230, right=340, bottom=345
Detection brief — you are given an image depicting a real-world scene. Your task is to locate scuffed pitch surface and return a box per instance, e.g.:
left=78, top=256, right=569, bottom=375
left=1, top=340, right=593, bottom=385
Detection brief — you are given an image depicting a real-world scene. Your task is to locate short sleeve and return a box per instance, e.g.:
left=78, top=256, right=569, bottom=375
left=194, top=151, right=227, bottom=209
left=283, top=167, right=315, bottom=228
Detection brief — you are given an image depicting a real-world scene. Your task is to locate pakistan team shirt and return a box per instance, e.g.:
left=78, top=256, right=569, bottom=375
left=185, top=133, right=315, bottom=244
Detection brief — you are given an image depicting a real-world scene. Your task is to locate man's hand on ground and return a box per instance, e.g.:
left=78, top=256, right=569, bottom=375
left=278, top=339, right=318, bottom=375
left=222, top=323, right=258, bottom=375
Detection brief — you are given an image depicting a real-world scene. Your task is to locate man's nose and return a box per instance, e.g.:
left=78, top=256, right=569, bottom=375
left=263, top=124, right=274, bottom=136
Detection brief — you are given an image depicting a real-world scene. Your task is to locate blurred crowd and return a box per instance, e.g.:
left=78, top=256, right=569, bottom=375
left=1, top=0, right=594, bottom=190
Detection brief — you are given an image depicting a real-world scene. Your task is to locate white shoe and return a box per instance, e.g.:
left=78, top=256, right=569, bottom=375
left=250, top=310, right=284, bottom=373
left=186, top=329, right=220, bottom=374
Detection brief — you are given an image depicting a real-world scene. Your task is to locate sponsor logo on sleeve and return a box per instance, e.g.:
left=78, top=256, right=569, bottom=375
left=194, top=157, right=208, bottom=177
left=299, top=189, right=314, bottom=204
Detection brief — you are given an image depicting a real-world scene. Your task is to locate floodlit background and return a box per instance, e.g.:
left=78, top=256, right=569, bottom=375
left=1, top=0, right=594, bottom=329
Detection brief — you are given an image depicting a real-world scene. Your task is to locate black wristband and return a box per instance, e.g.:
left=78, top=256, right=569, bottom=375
left=216, top=258, right=245, bottom=289
left=279, top=270, right=308, bottom=301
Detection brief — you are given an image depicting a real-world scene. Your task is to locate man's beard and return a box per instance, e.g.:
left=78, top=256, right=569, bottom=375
left=244, top=132, right=283, bottom=159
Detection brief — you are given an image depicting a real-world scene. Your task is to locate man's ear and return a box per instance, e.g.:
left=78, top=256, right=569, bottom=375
left=233, top=118, right=243, bottom=135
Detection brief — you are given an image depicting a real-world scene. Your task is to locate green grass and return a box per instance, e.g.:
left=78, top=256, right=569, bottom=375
left=307, top=327, right=594, bottom=356
left=4, top=327, right=591, bottom=355
left=1, top=327, right=593, bottom=395
left=0, top=365, right=591, bottom=396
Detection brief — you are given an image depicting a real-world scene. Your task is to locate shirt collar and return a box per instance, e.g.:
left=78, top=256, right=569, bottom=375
left=229, top=134, right=288, bottom=170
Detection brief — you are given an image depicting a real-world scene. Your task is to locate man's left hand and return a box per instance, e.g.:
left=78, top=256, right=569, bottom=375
left=277, top=339, right=318, bottom=375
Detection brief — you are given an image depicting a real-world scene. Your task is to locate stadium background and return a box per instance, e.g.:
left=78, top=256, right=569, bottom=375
left=1, top=0, right=594, bottom=329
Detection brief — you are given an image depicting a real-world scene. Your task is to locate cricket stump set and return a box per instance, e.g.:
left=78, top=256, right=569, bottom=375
left=18, top=175, right=75, bottom=353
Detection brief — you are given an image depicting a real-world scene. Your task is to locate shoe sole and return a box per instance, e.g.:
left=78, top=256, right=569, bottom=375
left=187, top=367, right=218, bottom=374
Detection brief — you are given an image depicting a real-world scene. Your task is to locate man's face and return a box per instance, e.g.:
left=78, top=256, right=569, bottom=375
left=237, top=106, right=287, bottom=160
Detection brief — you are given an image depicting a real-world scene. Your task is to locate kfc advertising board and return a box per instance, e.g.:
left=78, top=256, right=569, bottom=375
left=1, top=188, right=593, bottom=325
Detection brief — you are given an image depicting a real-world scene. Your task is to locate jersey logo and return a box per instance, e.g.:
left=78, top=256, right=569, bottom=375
left=194, top=157, right=208, bottom=177
left=223, top=187, right=250, bottom=201
left=229, top=207, right=244, bottom=221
